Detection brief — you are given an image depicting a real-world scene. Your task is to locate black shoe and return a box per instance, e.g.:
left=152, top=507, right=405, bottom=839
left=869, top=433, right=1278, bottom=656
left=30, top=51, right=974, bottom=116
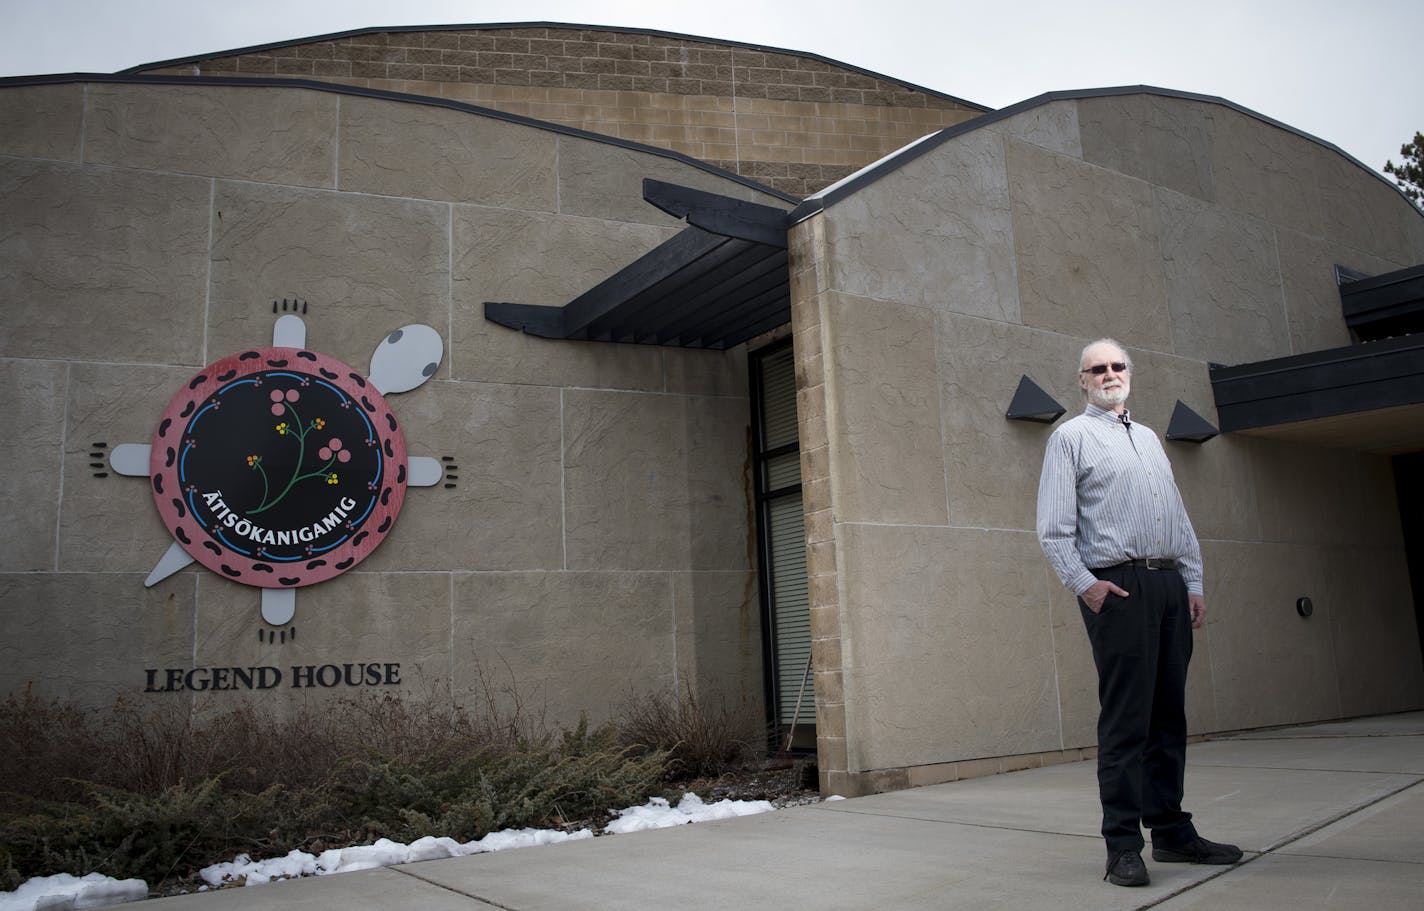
left=1104, top=849, right=1150, bottom=886
left=1152, top=835, right=1243, bottom=865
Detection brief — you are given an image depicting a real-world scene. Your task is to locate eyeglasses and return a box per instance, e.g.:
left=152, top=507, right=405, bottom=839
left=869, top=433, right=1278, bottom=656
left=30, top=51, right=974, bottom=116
left=1080, top=362, right=1129, bottom=376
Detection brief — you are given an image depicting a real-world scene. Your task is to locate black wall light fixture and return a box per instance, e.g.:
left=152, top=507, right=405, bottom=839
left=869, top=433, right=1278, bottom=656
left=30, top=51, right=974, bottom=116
left=1005, top=375, right=1067, bottom=423
left=1165, top=400, right=1219, bottom=443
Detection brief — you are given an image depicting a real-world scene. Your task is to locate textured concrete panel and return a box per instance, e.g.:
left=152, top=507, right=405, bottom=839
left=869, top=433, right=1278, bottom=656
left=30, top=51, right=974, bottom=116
left=1008, top=139, right=1173, bottom=351
left=450, top=205, right=669, bottom=389
left=340, top=95, right=557, bottom=208
left=556, top=136, right=787, bottom=224
left=1274, top=226, right=1397, bottom=355
left=207, top=181, right=449, bottom=371
left=1156, top=186, right=1290, bottom=364
left=672, top=570, right=763, bottom=708
left=824, top=128, right=1020, bottom=322
left=1247, top=439, right=1360, bottom=547
left=663, top=345, right=750, bottom=398
left=823, top=292, right=947, bottom=526
left=191, top=571, right=453, bottom=705
left=57, top=363, right=196, bottom=573
left=1325, top=546, right=1424, bottom=717
left=359, top=379, right=564, bottom=572
left=0, top=160, right=209, bottom=364
left=0, top=359, right=66, bottom=571
left=451, top=571, right=674, bottom=729
left=1078, top=94, right=1215, bottom=203
left=936, top=315, right=1081, bottom=530
left=0, top=83, right=83, bottom=161
left=0, top=572, right=197, bottom=708
left=86, top=84, right=337, bottom=187
left=1048, top=577, right=1102, bottom=749
left=563, top=389, right=749, bottom=572
left=991, top=99, right=1083, bottom=159
left=1312, top=140, right=1424, bottom=267
left=1208, top=107, right=1324, bottom=238
left=838, top=524, right=1060, bottom=769
left=1202, top=541, right=1343, bottom=730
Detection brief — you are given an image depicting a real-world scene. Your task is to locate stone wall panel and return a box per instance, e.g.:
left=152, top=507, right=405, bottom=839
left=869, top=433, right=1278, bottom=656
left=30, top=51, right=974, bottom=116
left=57, top=363, right=193, bottom=573
left=359, top=379, right=564, bottom=572
left=0, top=573, right=197, bottom=709
left=838, top=524, right=1060, bottom=770
left=0, top=83, right=83, bottom=161
left=207, top=181, right=449, bottom=371
left=824, top=128, right=1020, bottom=323
left=1078, top=94, right=1215, bottom=203
left=823, top=292, right=947, bottom=526
left=449, top=205, right=670, bottom=389
left=0, top=160, right=209, bottom=364
left=1203, top=540, right=1342, bottom=730
left=1008, top=139, right=1173, bottom=352
left=86, top=84, right=337, bottom=187
left=1155, top=186, right=1290, bottom=364
left=452, top=571, right=674, bottom=729
left=339, top=95, right=557, bottom=208
left=0, top=359, right=67, bottom=572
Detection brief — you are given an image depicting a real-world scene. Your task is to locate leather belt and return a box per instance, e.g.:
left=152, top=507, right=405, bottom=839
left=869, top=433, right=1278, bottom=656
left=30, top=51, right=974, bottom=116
left=1096, top=557, right=1178, bottom=572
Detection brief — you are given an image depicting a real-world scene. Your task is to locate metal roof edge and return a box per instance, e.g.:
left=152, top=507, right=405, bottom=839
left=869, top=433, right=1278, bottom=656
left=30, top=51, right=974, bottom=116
left=791, top=85, right=1424, bottom=220
left=112, top=21, right=992, bottom=113
left=0, top=72, right=798, bottom=205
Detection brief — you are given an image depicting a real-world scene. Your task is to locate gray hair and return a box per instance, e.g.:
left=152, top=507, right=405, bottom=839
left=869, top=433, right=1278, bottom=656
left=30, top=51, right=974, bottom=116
left=1078, top=338, right=1133, bottom=373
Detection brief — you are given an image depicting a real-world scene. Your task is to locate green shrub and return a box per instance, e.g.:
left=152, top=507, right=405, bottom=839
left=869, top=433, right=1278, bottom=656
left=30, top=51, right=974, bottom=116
left=0, top=688, right=737, bottom=894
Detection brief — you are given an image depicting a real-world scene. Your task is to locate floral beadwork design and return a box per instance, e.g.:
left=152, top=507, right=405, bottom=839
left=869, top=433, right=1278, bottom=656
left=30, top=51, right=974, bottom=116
left=248, top=388, right=352, bottom=513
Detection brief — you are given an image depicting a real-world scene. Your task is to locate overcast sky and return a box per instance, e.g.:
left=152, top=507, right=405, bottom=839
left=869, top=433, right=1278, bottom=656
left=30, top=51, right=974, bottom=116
left=2, top=0, right=1420, bottom=185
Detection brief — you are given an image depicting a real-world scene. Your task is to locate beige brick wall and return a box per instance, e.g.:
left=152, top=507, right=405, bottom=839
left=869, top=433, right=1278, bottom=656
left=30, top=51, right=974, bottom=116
left=138, top=26, right=984, bottom=197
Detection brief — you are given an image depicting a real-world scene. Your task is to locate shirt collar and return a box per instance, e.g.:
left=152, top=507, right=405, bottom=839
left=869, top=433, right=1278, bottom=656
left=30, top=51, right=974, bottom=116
left=1083, top=403, right=1131, bottom=425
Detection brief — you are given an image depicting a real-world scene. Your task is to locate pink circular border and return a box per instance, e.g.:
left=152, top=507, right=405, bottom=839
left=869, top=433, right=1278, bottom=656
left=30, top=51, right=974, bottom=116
left=149, top=346, right=408, bottom=588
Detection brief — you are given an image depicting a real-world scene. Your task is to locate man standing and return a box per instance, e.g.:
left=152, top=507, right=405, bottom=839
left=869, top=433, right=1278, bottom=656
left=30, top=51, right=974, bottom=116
left=1036, top=338, right=1241, bottom=887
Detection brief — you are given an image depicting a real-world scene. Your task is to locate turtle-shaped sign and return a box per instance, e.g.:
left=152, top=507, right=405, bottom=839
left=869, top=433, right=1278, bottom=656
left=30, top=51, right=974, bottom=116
left=109, top=314, right=444, bottom=630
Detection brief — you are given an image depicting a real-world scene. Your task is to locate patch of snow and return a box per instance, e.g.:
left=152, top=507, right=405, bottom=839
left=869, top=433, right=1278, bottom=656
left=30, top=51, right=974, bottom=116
left=0, top=872, right=146, bottom=911
left=603, top=792, right=775, bottom=834
left=1, top=792, right=786, bottom=909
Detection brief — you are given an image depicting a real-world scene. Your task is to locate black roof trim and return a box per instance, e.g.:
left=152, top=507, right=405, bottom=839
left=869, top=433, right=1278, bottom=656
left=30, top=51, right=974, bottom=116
left=114, top=21, right=991, bottom=113
left=1209, top=333, right=1424, bottom=433
left=0, top=72, right=797, bottom=205
left=790, top=85, right=1423, bottom=223
left=1338, top=263, right=1424, bottom=341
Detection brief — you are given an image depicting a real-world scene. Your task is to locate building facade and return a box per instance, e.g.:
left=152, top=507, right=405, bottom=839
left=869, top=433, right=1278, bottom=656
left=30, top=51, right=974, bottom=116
left=2, top=25, right=1421, bottom=796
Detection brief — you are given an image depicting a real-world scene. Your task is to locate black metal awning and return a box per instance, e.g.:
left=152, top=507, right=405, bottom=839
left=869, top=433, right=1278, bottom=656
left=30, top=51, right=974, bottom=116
left=1210, top=332, right=1424, bottom=455
left=1337, top=262, right=1424, bottom=342
left=1209, top=262, right=1424, bottom=454
left=484, top=179, right=792, bottom=349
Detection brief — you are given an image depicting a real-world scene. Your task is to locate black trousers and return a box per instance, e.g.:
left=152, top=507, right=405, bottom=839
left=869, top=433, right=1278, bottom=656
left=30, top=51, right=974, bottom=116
left=1078, top=563, right=1197, bottom=854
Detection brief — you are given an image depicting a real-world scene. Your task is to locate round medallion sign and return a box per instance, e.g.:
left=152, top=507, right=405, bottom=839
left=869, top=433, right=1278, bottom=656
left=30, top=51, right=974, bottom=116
left=149, top=346, right=408, bottom=588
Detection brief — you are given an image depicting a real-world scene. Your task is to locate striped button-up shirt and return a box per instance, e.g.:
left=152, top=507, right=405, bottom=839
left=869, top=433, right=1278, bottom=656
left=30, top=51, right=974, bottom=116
left=1036, top=404, right=1203, bottom=596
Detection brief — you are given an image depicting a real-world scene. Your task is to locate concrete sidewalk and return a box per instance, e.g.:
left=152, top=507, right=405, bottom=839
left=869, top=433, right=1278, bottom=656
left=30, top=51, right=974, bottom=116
left=148, top=712, right=1424, bottom=910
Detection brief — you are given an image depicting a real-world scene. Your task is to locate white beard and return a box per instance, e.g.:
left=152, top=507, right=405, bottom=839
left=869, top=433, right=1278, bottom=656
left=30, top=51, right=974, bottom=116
left=1088, top=380, right=1129, bottom=410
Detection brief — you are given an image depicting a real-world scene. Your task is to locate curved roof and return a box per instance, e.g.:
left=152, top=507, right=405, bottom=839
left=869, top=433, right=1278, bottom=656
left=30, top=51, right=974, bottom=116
left=0, top=70, right=800, bottom=205
left=117, top=21, right=990, bottom=113
left=791, top=85, right=1421, bottom=221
